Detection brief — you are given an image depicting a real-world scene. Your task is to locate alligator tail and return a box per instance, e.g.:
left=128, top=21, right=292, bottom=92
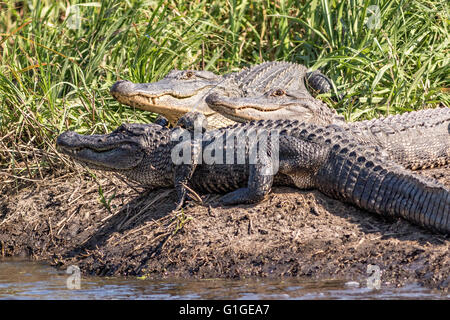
left=317, top=146, right=450, bottom=234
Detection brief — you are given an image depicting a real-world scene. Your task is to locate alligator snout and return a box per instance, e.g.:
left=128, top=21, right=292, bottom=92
left=205, top=92, right=220, bottom=106
left=56, top=131, right=111, bottom=151
left=110, top=80, right=135, bottom=96
left=56, top=131, right=79, bottom=148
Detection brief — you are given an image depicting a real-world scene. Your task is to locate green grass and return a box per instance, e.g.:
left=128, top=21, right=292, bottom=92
left=0, top=0, right=449, bottom=183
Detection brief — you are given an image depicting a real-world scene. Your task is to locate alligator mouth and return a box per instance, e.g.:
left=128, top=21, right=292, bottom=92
left=110, top=80, right=216, bottom=122
left=206, top=97, right=292, bottom=121
left=206, top=93, right=321, bottom=122
left=111, top=87, right=205, bottom=100
left=59, top=144, right=120, bottom=157
left=57, top=132, right=144, bottom=170
left=111, top=92, right=197, bottom=109
left=110, top=80, right=215, bottom=100
left=59, top=144, right=143, bottom=170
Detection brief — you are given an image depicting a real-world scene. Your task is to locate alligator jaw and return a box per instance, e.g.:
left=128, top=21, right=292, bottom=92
left=110, top=80, right=217, bottom=124
left=205, top=94, right=283, bottom=122
left=206, top=92, right=338, bottom=124
left=56, top=130, right=144, bottom=170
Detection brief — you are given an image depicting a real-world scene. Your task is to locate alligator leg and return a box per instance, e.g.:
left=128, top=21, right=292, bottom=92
left=174, top=163, right=197, bottom=210
left=173, top=114, right=206, bottom=209
left=219, top=163, right=274, bottom=204
left=306, top=70, right=345, bottom=101
left=154, top=115, right=170, bottom=127
left=220, top=135, right=325, bottom=204
left=176, top=111, right=208, bottom=133
left=306, top=70, right=333, bottom=94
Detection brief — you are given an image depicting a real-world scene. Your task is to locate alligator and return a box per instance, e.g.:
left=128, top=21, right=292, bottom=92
left=110, top=69, right=232, bottom=128
left=110, top=62, right=450, bottom=170
left=110, top=61, right=334, bottom=129
left=56, top=114, right=449, bottom=234
left=206, top=91, right=450, bottom=170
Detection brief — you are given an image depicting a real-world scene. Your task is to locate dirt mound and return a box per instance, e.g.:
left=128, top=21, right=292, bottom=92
left=0, top=164, right=449, bottom=291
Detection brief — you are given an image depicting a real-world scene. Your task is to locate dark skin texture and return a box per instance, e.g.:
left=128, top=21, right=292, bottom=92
left=57, top=112, right=449, bottom=234
left=109, top=62, right=336, bottom=129
left=110, top=63, right=450, bottom=170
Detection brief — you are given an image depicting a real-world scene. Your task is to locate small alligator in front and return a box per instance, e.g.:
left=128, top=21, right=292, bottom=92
left=57, top=114, right=450, bottom=234
left=109, top=61, right=450, bottom=170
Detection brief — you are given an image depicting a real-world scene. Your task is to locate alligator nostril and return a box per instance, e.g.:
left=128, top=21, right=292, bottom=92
left=205, top=93, right=218, bottom=105
left=56, top=131, right=78, bottom=147
left=110, top=80, right=134, bottom=95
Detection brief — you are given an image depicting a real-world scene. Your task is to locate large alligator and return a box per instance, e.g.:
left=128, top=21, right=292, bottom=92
left=57, top=114, right=450, bottom=234
left=110, top=61, right=335, bottom=128
left=206, top=91, right=450, bottom=170
left=110, top=62, right=450, bottom=170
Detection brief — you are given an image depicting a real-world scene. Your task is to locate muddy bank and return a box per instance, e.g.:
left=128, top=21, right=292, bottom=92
left=0, top=164, right=449, bottom=291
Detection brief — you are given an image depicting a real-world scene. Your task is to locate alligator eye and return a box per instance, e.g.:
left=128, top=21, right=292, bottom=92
left=113, top=124, right=128, bottom=133
left=271, top=89, right=286, bottom=96
left=184, top=71, right=194, bottom=79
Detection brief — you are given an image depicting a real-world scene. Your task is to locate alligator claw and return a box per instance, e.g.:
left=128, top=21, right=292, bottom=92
left=174, top=199, right=185, bottom=211
left=220, top=188, right=266, bottom=205
left=154, top=115, right=170, bottom=127
left=176, top=111, right=208, bottom=133
left=174, top=192, right=198, bottom=211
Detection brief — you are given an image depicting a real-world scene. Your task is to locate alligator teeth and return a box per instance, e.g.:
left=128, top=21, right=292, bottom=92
left=67, top=147, right=82, bottom=155
left=60, top=146, right=91, bottom=156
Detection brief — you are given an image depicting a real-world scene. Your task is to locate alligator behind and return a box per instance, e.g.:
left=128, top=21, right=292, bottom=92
left=110, top=62, right=450, bottom=171
left=110, top=61, right=334, bottom=128
left=207, top=90, right=450, bottom=170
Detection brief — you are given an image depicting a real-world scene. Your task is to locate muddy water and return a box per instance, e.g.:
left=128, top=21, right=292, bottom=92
left=0, top=258, right=447, bottom=300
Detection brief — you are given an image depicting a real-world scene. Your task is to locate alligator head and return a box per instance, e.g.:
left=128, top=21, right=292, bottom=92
left=56, top=123, right=174, bottom=188
left=110, top=69, right=223, bottom=125
left=205, top=88, right=345, bottom=125
left=110, top=62, right=339, bottom=129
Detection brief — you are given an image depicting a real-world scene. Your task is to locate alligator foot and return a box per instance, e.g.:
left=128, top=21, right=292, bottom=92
left=220, top=162, right=274, bottom=205
left=306, top=69, right=344, bottom=101
left=154, top=115, right=170, bottom=127
left=220, top=187, right=267, bottom=205
left=176, top=111, right=208, bottom=133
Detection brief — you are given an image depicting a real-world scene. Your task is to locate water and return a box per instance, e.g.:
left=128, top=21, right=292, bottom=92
left=0, top=258, right=447, bottom=300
